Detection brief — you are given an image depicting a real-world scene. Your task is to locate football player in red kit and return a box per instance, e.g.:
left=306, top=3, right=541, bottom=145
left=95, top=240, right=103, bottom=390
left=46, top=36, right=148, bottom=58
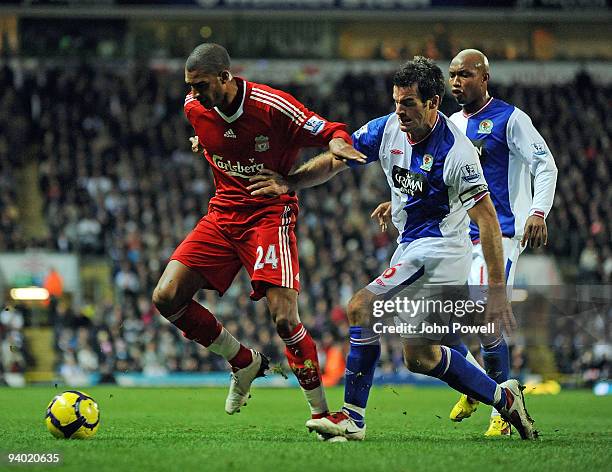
left=152, top=43, right=366, bottom=423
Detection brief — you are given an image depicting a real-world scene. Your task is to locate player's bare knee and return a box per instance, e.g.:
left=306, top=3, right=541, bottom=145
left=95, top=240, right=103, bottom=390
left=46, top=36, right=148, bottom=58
left=270, top=304, right=299, bottom=337
left=403, top=354, right=435, bottom=374
left=274, top=317, right=298, bottom=338
left=152, top=283, right=179, bottom=317
left=267, top=287, right=298, bottom=336
left=403, top=345, right=440, bottom=373
left=267, top=296, right=293, bottom=319
left=347, top=289, right=374, bottom=326
left=153, top=260, right=203, bottom=317
left=404, top=356, right=424, bottom=373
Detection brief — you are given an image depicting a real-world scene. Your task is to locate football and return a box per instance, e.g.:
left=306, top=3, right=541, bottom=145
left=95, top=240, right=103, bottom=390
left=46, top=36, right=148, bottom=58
left=45, top=391, right=100, bottom=439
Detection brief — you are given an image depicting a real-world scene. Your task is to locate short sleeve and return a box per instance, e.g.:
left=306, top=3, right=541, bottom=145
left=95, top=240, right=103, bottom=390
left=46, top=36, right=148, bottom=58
left=348, top=114, right=392, bottom=168
left=184, top=92, right=200, bottom=123
left=259, top=86, right=351, bottom=147
left=443, top=139, right=489, bottom=210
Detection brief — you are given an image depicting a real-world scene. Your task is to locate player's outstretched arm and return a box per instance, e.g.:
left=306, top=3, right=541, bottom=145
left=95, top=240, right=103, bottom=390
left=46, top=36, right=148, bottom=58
left=468, top=194, right=516, bottom=334
left=328, top=137, right=367, bottom=165
left=248, top=149, right=350, bottom=196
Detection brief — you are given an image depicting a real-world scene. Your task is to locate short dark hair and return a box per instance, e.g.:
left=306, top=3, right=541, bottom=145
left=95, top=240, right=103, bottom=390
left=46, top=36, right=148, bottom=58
left=185, top=43, right=231, bottom=74
left=393, top=56, right=445, bottom=102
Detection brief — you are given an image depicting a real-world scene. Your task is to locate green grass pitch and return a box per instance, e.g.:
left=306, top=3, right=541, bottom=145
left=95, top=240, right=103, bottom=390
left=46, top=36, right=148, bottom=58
left=1, top=386, right=611, bottom=471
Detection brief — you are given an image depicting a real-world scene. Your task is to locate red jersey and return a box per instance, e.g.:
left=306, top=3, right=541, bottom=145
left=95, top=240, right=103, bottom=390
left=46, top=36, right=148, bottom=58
left=184, top=78, right=351, bottom=211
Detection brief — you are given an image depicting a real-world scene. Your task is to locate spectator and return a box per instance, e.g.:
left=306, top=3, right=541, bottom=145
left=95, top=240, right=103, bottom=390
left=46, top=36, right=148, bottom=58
left=0, top=62, right=608, bottom=383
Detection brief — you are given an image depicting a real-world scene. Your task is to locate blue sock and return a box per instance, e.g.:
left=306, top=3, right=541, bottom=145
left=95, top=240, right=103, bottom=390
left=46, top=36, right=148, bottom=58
left=343, top=326, right=381, bottom=428
left=481, top=337, right=510, bottom=384
left=429, top=346, right=506, bottom=410
left=447, top=342, right=468, bottom=357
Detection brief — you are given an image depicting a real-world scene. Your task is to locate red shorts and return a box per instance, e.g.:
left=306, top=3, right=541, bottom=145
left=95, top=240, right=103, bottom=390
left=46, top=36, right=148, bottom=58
left=170, top=203, right=300, bottom=301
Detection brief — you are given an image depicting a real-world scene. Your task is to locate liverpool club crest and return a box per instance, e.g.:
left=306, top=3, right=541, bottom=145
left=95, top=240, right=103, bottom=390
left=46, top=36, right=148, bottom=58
left=255, top=135, right=270, bottom=152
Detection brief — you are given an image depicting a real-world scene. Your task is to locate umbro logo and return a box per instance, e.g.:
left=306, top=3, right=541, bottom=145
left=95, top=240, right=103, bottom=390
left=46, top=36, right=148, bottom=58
left=224, top=129, right=237, bottom=138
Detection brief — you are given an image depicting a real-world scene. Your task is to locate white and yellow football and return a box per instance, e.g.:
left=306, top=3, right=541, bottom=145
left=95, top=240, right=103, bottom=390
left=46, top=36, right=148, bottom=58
left=45, top=391, right=100, bottom=439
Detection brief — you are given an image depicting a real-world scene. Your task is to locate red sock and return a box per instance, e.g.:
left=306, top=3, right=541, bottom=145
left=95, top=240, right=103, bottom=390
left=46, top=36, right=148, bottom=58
left=168, top=300, right=252, bottom=369
left=282, top=323, right=322, bottom=390
left=229, top=346, right=253, bottom=370
left=168, top=300, right=222, bottom=347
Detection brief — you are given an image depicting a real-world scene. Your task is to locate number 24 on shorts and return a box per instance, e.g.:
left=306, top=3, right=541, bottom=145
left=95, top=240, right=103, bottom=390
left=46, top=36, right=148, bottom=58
left=254, top=244, right=279, bottom=270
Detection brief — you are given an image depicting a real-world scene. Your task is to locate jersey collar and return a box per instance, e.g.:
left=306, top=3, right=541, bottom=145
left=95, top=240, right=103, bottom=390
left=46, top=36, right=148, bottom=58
left=462, top=96, right=494, bottom=118
left=407, top=113, right=440, bottom=146
left=214, top=79, right=247, bottom=123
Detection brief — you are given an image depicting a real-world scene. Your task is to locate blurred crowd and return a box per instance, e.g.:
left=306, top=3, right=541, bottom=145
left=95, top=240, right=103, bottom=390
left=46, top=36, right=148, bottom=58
left=0, top=62, right=609, bottom=385
left=0, top=305, right=29, bottom=386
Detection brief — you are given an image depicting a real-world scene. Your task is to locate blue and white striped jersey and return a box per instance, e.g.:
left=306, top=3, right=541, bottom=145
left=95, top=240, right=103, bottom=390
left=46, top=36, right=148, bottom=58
left=351, top=111, right=489, bottom=245
left=449, top=98, right=557, bottom=241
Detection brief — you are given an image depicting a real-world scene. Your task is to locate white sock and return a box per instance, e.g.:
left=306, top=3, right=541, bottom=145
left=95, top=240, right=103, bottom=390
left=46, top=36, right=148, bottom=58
left=303, top=385, right=328, bottom=416
left=343, top=402, right=366, bottom=425
left=465, top=350, right=486, bottom=374
left=208, top=328, right=241, bottom=361
left=493, top=384, right=503, bottom=408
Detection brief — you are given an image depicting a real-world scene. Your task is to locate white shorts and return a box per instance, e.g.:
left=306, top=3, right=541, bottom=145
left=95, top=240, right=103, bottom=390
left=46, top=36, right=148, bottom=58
left=468, top=237, right=525, bottom=293
left=367, top=237, right=472, bottom=341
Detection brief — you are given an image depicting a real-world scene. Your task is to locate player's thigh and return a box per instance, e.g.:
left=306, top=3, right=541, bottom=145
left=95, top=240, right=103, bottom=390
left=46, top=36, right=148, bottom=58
left=363, top=243, right=426, bottom=329
left=423, top=238, right=471, bottom=285
left=265, top=286, right=298, bottom=318
left=238, top=205, right=300, bottom=301
left=368, top=238, right=469, bottom=297
left=377, top=239, right=470, bottom=342
left=347, top=286, right=379, bottom=326
left=366, top=243, right=427, bottom=299
left=169, top=214, right=243, bottom=296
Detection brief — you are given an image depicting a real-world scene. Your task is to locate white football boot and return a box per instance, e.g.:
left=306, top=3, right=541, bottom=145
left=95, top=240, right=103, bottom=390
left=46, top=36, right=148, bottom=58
left=316, top=432, right=348, bottom=443
left=306, top=411, right=366, bottom=441
left=497, top=379, right=538, bottom=439
left=225, top=350, right=269, bottom=415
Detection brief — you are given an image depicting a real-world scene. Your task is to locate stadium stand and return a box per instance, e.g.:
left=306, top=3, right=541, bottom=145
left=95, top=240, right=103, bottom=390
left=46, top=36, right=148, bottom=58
left=0, top=63, right=609, bottom=384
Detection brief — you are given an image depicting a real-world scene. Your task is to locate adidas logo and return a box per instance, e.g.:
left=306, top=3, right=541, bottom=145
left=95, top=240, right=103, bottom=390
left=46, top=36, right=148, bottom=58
left=224, top=129, right=237, bottom=139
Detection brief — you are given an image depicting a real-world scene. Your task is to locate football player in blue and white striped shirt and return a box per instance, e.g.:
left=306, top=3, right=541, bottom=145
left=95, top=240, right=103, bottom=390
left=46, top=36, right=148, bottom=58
left=447, top=49, right=558, bottom=436
left=249, top=57, right=538, bottom=441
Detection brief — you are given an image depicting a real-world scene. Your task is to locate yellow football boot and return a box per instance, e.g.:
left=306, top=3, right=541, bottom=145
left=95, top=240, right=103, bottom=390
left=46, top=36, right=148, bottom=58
left=484, top=416, right=512, bottom=436
left=449, top=394, right=479, bottom=422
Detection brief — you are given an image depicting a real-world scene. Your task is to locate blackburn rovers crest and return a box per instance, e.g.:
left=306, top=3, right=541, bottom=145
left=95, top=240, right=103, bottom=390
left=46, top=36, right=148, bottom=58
left=255, top=135, right=270, bottom=152
left=420, top=154, right=434, bottom=172
left=478, top=119, right=493, bottom=134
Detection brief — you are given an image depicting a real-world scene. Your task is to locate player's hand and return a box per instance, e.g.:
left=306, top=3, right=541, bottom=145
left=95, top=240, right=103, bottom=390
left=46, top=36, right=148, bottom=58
left=483, top=285, right=517, bottom=337
left=189, top=136, right=203, bottom=153
left=329, top=138, right=367, bottom=164
left=521, top=215, right=547, bottom=248
left=371, top=201, right=392, bottom=232
left=248, top=169, right=290, bottom=196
